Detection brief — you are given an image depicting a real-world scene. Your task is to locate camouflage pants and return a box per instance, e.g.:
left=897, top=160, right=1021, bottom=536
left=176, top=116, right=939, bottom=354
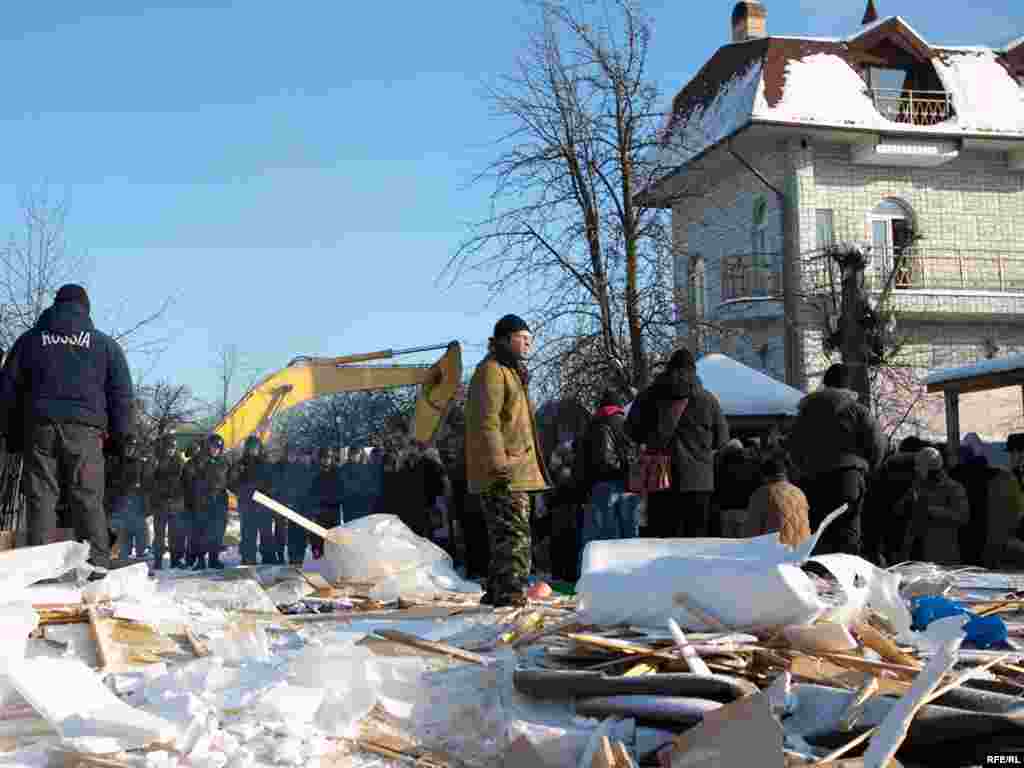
left=480, top=488, right=531, bottom=596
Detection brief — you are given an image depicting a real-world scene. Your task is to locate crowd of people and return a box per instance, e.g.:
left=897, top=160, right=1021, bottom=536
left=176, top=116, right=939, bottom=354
left=3, top=290, right=1024, bottom=603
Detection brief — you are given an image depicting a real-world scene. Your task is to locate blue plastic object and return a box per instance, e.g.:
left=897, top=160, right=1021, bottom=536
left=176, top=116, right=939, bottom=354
left=963, top=614, right=1009, bottom=650
left=910, top=595, right=1009, bottom=649
left=910, top=596, right=970, bottom=631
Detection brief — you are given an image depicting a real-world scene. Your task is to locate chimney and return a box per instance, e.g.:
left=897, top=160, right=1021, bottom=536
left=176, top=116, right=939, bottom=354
left=731, top=2, right=767, bottom=43
left=862, top=0, right=879, bottom=25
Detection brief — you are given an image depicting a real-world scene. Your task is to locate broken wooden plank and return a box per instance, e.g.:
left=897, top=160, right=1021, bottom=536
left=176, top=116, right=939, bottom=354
left=373, top=629, right=493, bottom=666
left=86, top=607, right=115, bottom=672
left=789, top=655, right=910, bottom=697
left=611, top=740, right=635, bottom=768
left=592, top=735, right=617, bottom=768
left=853, top=623, right=920, bottom=669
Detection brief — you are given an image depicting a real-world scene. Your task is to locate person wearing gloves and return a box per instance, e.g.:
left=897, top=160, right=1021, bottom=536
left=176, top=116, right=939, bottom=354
left=897, top=447, right=969, bottom=565
left=465, top=314, right=550, bottom=608
left=0, top=284, right=134, bottom=574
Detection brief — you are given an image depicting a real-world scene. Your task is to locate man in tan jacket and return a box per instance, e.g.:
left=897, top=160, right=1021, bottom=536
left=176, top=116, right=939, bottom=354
left=465, top=314, right=550, bottom=607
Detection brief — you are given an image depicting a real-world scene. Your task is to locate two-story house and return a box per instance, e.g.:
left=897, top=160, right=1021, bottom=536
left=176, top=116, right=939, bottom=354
left=645, top=1, right=1024, bottom=439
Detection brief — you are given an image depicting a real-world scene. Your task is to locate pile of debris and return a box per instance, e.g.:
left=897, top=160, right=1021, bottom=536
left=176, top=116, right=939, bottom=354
left=2, top=501, right=1023, bottom=768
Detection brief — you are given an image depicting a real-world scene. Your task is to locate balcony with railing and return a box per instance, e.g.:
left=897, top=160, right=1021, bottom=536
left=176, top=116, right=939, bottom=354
left=868, top=89, right=953, bottom=127
left=804, top=248, right=1024, bottom=297
left=720, top=253, right=781, bottom=302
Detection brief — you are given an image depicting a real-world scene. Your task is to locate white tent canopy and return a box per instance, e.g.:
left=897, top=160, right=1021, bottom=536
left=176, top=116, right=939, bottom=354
left=695, top=353, right=805, bottom=417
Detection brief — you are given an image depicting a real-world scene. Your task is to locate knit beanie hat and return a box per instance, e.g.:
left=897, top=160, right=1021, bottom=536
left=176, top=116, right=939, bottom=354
left=823, top=363, right=851, bottom=389
left=55, top=284, right=90, bottom=312
left=668, top=348, right=696, bottom=371
left=493, top=314, right=531, bottom=339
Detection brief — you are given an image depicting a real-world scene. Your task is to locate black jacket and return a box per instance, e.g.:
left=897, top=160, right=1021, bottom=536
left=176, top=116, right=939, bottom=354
left=715, top=447, right=761, bottom=510
left=626, top=370, right=730, bottom=493
left=580, top=407, right=634, bottom=489
left=788, top=388, right=886, bottom=480
left=309, top=467, right=344, bottom=510
left=0, top=301, right=133, bottom=450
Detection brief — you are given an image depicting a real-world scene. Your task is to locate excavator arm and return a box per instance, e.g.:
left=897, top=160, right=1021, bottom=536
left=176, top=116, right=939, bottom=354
left=212, top=341, right=462, bottom=452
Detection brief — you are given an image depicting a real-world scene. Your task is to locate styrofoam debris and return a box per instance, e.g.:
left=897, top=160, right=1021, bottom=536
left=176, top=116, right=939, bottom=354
left=322, top=514, right=481, bottom=597
left=0, top=541, right=92, bottom=599
left=782, top=624, right=858, bottom=653
left=6, top=657, right=177, bottom=750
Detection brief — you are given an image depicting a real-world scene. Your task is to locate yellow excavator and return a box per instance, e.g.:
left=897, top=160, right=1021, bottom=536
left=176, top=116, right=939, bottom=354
left=211, top=341, right=463, bottom=452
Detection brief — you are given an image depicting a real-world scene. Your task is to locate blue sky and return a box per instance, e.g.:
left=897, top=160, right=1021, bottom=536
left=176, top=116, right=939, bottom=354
left=0, top=0, right=1018, bottom=407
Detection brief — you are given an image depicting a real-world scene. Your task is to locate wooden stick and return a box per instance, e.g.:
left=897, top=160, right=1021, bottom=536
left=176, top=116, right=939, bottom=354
left=183, top=627, right=208, bottom=658
left=86, top=607, right=115, bottom=671
left=672, top=592, right=730, bottom=630
left=813, top=652, right=1013, bottom=765
left=853, top=623, right=921, bottom=669
left=373, top=629, right=493, bottom=666
left=510, top=614, right=581, bottom=648
left=252, top=491, right=351, bottom=543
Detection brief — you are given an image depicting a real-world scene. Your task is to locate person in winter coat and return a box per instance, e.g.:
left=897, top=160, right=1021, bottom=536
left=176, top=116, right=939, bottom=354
left=625, top=348, right=730, bottom=538
left=188, top=434, right=231, bottom=570
left=896, top=447, right=969, bottom=565
left=951, top=441, right=1021, bottom=569
left=107, top=434, right=150, bottom=560
left=271, top=443, right=314, bottom=565
left=578, top=389, right=639, bottom=557
left=230, top=435, right=275, bottom=565
left=465, top=314, right=550, bottom=608
left=0, top=284, right=134, bottom=572
left=787, top=363, right=886, bottom=556
left=714, top=439, right=761, bottom=537
left=862, top=449, right=919, bottom=565
left=747, top=452, right=811, bottom=548
left=149, top=435, right=185, bottom=569
left=307, top=445, right=343, bottom=559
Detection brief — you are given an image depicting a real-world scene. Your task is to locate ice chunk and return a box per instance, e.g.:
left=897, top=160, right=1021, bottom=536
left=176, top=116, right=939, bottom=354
left=258, top=685, right=325, bottom=725
left=289, top=644, right=378, bottom=736
left=7, top=657, right=177, bottom=750
left=206, top=622, right=271, bottom=664
left=82, top=562, right=154, bottom=604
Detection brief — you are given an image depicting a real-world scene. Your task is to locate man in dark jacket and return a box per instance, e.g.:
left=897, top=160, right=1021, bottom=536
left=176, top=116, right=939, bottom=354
left=272, top=443, right=313, bottom=565
left=230, top=435, right=274, bottom=565
left=149, top=435, right=185, bottom=569
left=578, top=389, right=638, bottom=557
left=307, top=445, right=343, bottom=559
left=788, top=362, right=886, bottom=556
left=625, top=348, right=730, bottom=538
left=107, top=433, right=150, bottom=560
left=0, top=284, right=133, bottom=571
left=188, top=433, right=231, bottom=570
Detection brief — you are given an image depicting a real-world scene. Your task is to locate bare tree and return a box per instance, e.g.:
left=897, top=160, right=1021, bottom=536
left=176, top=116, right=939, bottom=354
left=214, top=344, right=245, bottom=422
left=135, top=380, right=204, bottom=451
left=274, top=389, right=417, bottom=458
left=444, top=0, right=695, bottom=401
left=0, top=184, right=172, bottom=362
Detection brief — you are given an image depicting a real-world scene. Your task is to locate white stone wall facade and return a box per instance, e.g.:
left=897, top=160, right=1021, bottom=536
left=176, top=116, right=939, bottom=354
left=671, top=135, right=1024, bottom=440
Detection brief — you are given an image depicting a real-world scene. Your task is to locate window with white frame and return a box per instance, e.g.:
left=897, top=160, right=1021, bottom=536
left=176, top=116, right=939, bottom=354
left=689, top=254, right=705, bottom=320
left=870, top=198, right=916, bottom=289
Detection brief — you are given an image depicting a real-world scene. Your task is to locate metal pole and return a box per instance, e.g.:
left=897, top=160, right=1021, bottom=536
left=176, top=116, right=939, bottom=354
left=391, top=341, right=458, bottom=357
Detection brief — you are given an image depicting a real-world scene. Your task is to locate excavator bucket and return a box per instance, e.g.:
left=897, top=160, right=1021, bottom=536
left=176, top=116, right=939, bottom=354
left=412, top=342, right=462, bottom=443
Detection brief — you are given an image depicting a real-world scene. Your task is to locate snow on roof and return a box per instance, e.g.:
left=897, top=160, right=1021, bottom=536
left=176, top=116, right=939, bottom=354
left=846, top=15, right=929, bottom=48
left=753, top=52, right=900, bottom=130
left=932, top=50, right=1024, bottom=133
left=696, top=353, right=805, bottom=417
left=751, top=49, right=1024, bottom=136
left=925, top=352, right=1024, bottom=387
left=653, top=60, right=761, bottom=169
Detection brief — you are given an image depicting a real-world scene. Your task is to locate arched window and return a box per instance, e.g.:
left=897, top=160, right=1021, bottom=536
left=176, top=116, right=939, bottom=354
left=688, top=255, right=705, bottom=320
left=870, top=198, right=917, bottom=288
